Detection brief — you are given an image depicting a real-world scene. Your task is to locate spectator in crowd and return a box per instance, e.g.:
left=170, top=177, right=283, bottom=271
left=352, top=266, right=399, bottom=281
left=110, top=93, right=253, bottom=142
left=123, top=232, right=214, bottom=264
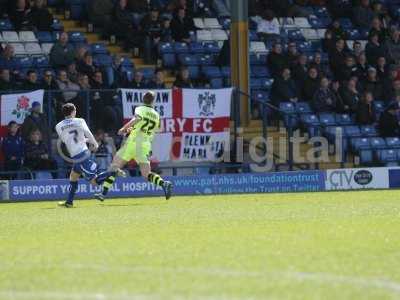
left=67, top=63, right=79, bottom=84
left=94, top=128, right=113, bottom=170
left=386, top=28, right=400, bottom=65
left=217, top=38, right=230, bottom=67
left=383, top=65, right=398, bottom=101
left=141, top=6, right=162, bottom=64
left=309, top=52, right=330, bottom=77
left=41, top=70, right=58, bottom=90
left=127, top=70, right=147, bottom=88
left=356, top=91, right=376, bottom=125
left=24, top=129, right=57, bottom=174
left=337, top=55, right=357, bottom=83
left=365, top=31, right=387, bottom=66
left=353, top=0, right=375, bottom=29
left=386, top=79, right=400, bottom=103
left=75, top=46, right=88, bottom=65
left=111, top=0, right=141, bottom=51
left=292, top=53, right=308, bottom=89
left=286, top=41, right=300, bottom=69
left=50, top=32, right=75, bottom=69
left=270, top=68, right=299, bottom=105
left=127, top=0, right=149, bottom=14
left=170, top=7, right=195, bottom=43
left=9, top=0, right=31, bottom=31
left=21, top=101, right=51, bottom=145
left=329, top=39, right=347, bottom=79
left=376, top=56, right=387, bottom=80
left=322, top=29, right=335, bottom=53
left=288, top=0, right=312, bottom=17
left=301, top=67, right=320, bottom=102
left=252, top=10, right=280, bottom=41
left=0, top=68, right=14, bottom=91
left=77, top=53, right=96, bottom=80
left=87, top=0, right=114, bottom=29
left=91, top=71, right=122, bottom=132
left=328, top=19, right=347, bottom=40
left=28, top=0, right=53, bottom=31
left=352, top=41, right=363, bottom=58
left=173, top=67, right=194, bottom=88
left=78, top=73, right=91, bottom=90
left=339, top=77, right=360, bottom=112
left=56, top=69, right=80, bottom=116
left=312, top=77, right=337, bottom=112
left=148, top=68, right=166, bottom=89
left=379, top=102, right=400, bottom=137
left=2, top=121, right=24, bottom=179
left=267, top=42, right=288, bottom=79
left=355, top=52, right=368, bottom=81
left=369, top=17, right=388, bottom=44
left=160, top=17, right=173, bottom=42
left=21, top=70, right=40, bottom=91
left=331, top=80, right=346, bottom=112
left=0, top=44, right=16, bottom=70
left=362, top=67, right=384, bottom=100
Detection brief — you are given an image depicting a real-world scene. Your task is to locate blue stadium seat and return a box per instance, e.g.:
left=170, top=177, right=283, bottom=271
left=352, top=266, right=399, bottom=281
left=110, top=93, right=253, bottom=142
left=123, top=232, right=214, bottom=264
left=68, top=31, right=86, bottom=43
left=174, top=42, right=189, bottom=53
left=35, top=171, right=53, bottom=179
left=178, top=54, right=199, bottom=66
left=197, top=54, right=215, bottom=65
left=346, top=29, right=361, bottom=40
left=280, top=102, right=296, bottom=114
left=314, top=7, right=329, bottom=17
left=308, top=17, right=324, bottom=29
left=91, top=43, right=108, bottom=54
left=187, top=66, right=200, bottom=79
left=287, top=29, right=304, bottom=41
left=250, top=54, right=267, bottom=65
left=301, top=113, right=320, bottom=137
left=221, top=66, right=231, bottom=78
left=202, top=66, right=221, bottom=78
left=298, top=41, right=313, bottom=53
left=360, top=125, right=378, bottom=137
left=370, top=137, right=387, bottom=149
left=252, top=90, right=269, bottom=103
left=0, top=19, right=13, bottom=30
left=319, top=113, right=336, bottom=127
left=260, top=78, right=273, bottom=90
left=162, top=53, right=176, bottom=68
left=386, top=137, right=400, bottom=148
left=250, top=78, right=262, bottom=90
left=15, top=56, right=33, bottom=69
left=344, top=125, right=361, bottom=137
left=120, top=56, right=134, bottom=67
left=351, top=137, right=370, bottom=151
left=339, top=18, right=353, bottom=29
left=36, top=31, right=53, bottom=43
left=203, top=41, right=220, bottom=54
left=94, top=54, right=113, bottom=67
left=296, top=102, right=312, bottom=114
left=159, top=42, right=174, bottom=54
left=33, top=55, right=50, bottom=68
left=280, top=102, right=298, bottom=128
left=51, top=19, right=64, bottom=31
left=138, top=68, right=154, bottom=80
left=251, top=66, right=270, bottom=78
left=249, top=30, right=259, bottom=41
left=210, top=78, right=223, bottom=88
left=190, top=42, right=204, bottom=53
left=336, top=113, right=353, bottom=125
left=376, top=149, right=398, bottom=164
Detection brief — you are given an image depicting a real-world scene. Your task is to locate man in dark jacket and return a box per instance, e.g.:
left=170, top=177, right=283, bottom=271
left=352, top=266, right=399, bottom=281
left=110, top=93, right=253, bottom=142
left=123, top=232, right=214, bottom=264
left=301, top=67, right=320, bottom=102
left=2, top=121, right=24, bottom=179
left=270, top=68, right=299, bottom=105
left=329, top=39, right=348, bottom=80
left=312, top=77, right=337, bottom=112
left=49, top=32, right=75, bottom=69
left=353, top=0, right=375, bottom=29
left=379, top=102, right=400, bottom=137
left=0, top=68, right=14, bottom=91
left=170, top=7, right=195, bottom=43
left=362, top=67, right=384, bottom=100
left=148, top=68, right=166, bottom=89
left=267, top=42, right=289, bottom=79
left=21, top=101, right=51, bottom=145
left=356, top=91, right=376, bottom=125
left=28, top=0, right=53, bottom=31
left=339, top=77, right=360, bottom=112
left=141, top=7, right=162, bottom=63
left=21, top=70, right=41, bottom=91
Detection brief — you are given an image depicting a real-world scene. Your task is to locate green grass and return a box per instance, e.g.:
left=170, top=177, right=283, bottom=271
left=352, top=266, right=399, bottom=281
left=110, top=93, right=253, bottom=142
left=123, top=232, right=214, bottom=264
left=1, top=191, right=400, bottom=300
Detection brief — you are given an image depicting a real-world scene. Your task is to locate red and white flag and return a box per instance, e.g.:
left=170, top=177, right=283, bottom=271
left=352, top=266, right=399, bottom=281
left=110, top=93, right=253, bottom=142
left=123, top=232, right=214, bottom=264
left=120, top=88, right=232, bottom=162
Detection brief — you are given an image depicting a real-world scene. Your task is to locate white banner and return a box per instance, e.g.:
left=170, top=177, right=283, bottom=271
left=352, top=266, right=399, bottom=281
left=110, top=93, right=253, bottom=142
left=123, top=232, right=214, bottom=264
left=1, top=90, right=44, bottom=125
left=325, top=167, right=390, bottom=190
left=182, top=88, right=233, bottom=118
left=120, top=89, right=172, bottom=119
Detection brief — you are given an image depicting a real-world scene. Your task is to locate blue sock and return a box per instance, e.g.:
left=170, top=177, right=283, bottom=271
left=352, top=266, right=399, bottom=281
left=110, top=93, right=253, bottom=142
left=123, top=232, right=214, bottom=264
left=95, top=171, right=117, bottom=185
left=67, top=181, right=78, bottom=204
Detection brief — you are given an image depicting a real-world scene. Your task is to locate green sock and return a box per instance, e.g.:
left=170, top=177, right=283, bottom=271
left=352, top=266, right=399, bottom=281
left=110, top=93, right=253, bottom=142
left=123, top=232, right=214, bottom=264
left=102, top=175, right=115, bottom=196
left=147, top=172, right=165, bottom=187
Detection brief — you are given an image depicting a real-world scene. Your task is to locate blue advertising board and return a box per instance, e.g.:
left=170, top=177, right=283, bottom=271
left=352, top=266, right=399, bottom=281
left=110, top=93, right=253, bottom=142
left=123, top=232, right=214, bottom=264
left=8, top=170, right=325, bottom=201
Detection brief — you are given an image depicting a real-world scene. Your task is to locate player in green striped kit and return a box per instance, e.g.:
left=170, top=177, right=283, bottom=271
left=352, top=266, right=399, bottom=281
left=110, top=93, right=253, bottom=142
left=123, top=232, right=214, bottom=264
left=95, top=91, right=172, bottom=201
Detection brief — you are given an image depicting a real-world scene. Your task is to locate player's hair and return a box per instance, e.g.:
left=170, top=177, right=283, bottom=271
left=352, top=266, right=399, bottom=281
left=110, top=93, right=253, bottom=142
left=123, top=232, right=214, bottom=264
left=62, top=103, right=76, bottom=117
left=143, top=91, right=155, bottom=105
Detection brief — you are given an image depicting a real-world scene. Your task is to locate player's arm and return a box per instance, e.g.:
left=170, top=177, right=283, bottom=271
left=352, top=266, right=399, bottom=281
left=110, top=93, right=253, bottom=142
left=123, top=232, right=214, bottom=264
left=81, top=119, right=99, bottom=151
left=118, top=115, right=141, bottom=136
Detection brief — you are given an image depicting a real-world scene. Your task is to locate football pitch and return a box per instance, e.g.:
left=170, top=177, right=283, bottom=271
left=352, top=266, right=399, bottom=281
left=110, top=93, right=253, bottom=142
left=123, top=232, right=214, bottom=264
left=1, top=191, right=400, bottom=300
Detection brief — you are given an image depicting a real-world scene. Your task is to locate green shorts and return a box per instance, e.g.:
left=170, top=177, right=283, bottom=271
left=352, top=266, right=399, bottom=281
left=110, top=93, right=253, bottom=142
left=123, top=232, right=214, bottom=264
left=117, top=139, right=151, bottom=164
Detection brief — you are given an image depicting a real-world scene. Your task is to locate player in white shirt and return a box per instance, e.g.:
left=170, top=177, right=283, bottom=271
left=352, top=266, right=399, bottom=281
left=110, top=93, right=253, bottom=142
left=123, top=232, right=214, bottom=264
left=56, top=103, right=125, bottom=207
